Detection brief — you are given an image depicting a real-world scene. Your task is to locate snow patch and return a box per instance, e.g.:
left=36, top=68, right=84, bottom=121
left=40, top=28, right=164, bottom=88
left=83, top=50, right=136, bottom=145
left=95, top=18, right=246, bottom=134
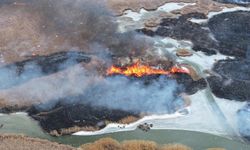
left=208, top=6, right=250, bottom=18
left=73, top=113, right=183, bottom=136
left=157, top=3, right=195, bottom=12
left=213, top=96, right=247, bottom=135
left=122, top=2, right=195, bottom=22
left=181, top=51, right=234, bottom=70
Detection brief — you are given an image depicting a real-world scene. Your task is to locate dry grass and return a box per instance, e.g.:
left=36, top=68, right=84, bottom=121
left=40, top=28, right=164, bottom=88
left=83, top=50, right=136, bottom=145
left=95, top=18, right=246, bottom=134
left=80, top=137, right=122, bottom=150
left=0, top=134, right=75, bottom=150
left=176, top=0, right=235, bottom=15
left=106, top=0, right=195, bottom=15
left=106, top=0, right=237, bottom=16
left=122, top=140, right=158, bottom=150
left=0, top=0, right=239, bottom=64
left=118, top=116, right=140, bottom=124
left=80, top=138, right=228, bottom=150
left=0, top=5, right=70, bottom=64
left=80, top=138, right=193, bottom=150
left=0, top=135, right=228, bottom=150
left=176, top=49, right=193, bottom=57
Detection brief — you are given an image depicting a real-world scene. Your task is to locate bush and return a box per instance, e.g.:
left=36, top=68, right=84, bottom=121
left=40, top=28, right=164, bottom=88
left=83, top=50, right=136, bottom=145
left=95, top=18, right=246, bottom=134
left=80, top=138, right=193, bottom=150
left=80, top=137, right=122, bottom=150
left=121, top=140, right=158, bottom=150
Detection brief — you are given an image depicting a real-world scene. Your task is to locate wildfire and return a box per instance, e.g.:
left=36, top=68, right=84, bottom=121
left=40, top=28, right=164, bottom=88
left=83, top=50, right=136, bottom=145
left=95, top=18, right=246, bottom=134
left=107, top=61, right=189, bottom=77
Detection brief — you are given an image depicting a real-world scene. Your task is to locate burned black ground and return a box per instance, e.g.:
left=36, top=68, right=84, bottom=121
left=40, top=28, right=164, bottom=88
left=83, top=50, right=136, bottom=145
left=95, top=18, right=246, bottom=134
left=137, top=11, right=250, bottom=58
left=25, top=73, right=206, bottom=135
left=208, top=59, right=250, bottom=101
left=0, top=51, right=91, bottom=90
left=208, top=11, right=250, bottom=57
left=137, top=12, right=218, bottom=56
left=214, top=0, right=250, bottom=5
left=28, top=100, right=139, bottom=135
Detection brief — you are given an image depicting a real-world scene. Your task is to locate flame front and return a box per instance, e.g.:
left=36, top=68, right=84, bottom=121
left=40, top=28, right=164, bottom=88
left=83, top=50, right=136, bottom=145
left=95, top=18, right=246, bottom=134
left=107, top=61, right=189, bottom=77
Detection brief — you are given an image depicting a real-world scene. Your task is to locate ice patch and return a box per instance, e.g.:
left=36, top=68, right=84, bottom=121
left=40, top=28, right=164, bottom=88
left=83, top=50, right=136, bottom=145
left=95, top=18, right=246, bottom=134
left=123, top=9, right=148, bottom=21
left=208, top=6, right=250, bottom=19
left=157, top=3, right=195, bottom=12
left=121, top=2, right=195, bottom=22
left=213, top=96, right=247, bottom=136
left=180, top=51, right=234, bottom=70
left=73, top=112, right=184, bottom=136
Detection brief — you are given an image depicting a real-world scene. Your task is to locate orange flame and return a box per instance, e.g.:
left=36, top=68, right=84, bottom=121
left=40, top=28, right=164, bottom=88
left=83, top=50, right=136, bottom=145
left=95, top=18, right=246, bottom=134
left=107, top=61, right=189, bottom=77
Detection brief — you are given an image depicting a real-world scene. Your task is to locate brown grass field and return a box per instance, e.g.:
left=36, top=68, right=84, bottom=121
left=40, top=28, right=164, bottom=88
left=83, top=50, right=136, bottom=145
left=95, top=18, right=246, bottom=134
left=80, top=137, right=191, bottom=150
left=0, top=135, right=227, bottom=150
left=0, top=134, right=75, bottom=150
left=80, top=137, right=227, bottom=150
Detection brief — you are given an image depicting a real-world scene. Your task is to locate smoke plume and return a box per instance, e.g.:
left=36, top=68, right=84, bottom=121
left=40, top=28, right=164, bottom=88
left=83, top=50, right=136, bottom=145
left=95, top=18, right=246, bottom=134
left=0, top=0, right=183, bottom=114
left=0, top=0, right=151, bottom=60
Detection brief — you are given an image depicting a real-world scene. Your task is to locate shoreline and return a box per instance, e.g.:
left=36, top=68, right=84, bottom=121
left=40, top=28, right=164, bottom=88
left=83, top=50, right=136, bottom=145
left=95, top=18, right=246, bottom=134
left=73, top=111, right=185, bottom=136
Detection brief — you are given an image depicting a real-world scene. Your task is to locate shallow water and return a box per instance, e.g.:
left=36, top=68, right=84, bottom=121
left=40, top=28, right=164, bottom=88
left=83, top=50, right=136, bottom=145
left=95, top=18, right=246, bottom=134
left=0, top=113, right=249, bottom=149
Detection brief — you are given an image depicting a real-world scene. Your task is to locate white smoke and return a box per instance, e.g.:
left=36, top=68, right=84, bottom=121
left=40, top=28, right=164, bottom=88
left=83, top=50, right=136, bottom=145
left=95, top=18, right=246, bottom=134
left=0, top=0, right=183, bottom=114
left=0, top=62, right=184, bottom=114
left=82, top=76, right=183, bottom=114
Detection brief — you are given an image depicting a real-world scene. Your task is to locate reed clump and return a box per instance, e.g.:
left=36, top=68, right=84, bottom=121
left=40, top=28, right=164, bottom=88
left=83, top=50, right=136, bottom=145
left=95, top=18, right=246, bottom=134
left=80, top=138, right=193, bottom=150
